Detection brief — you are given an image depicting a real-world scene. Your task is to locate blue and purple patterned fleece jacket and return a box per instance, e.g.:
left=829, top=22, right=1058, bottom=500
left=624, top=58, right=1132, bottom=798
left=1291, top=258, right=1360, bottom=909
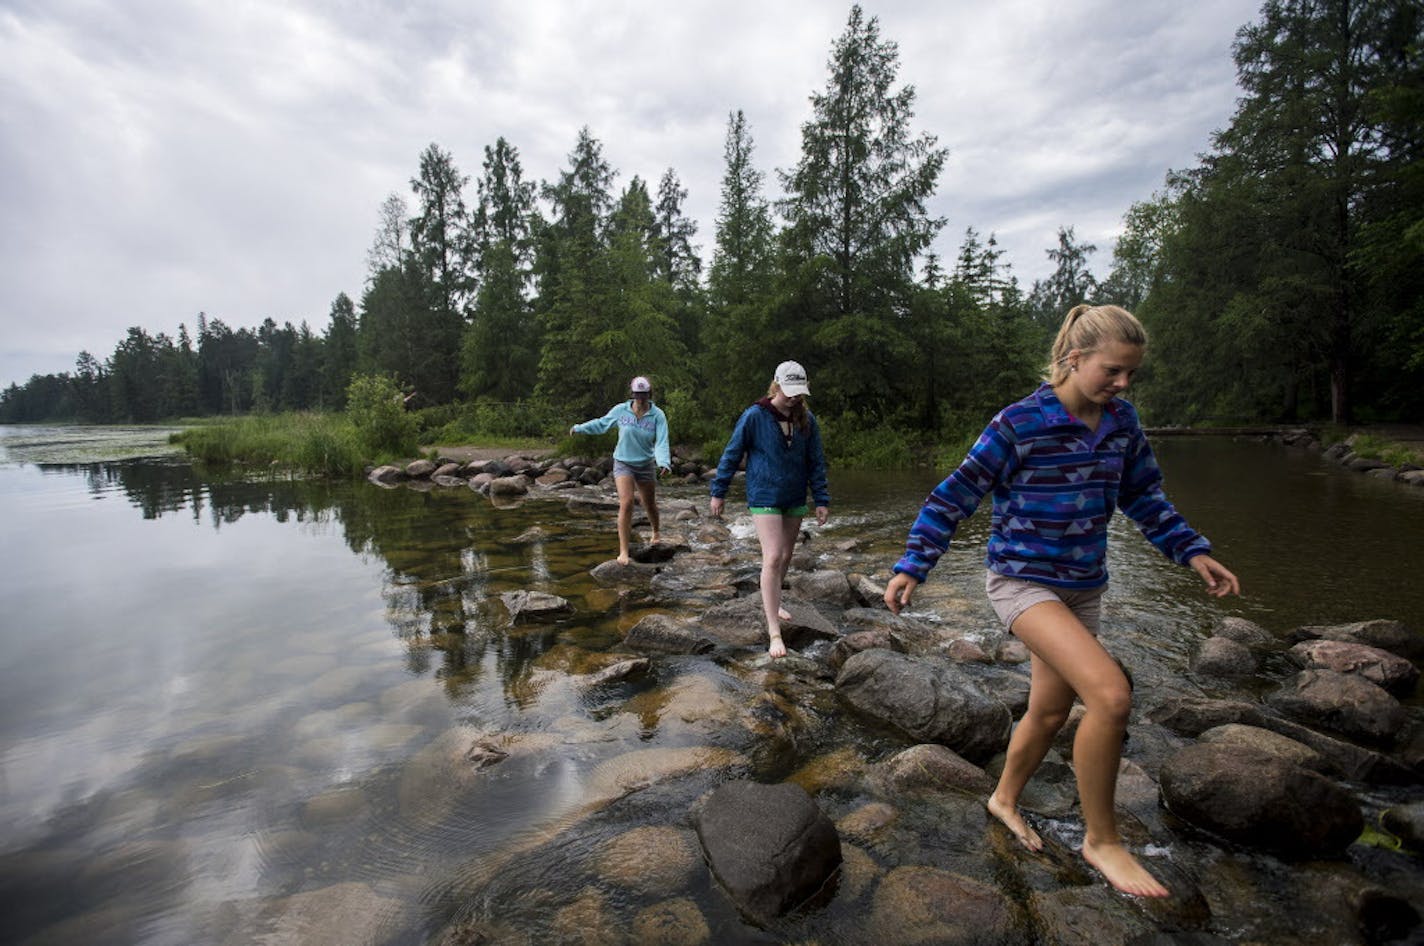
left=893, top=383, right=1211, bottom=589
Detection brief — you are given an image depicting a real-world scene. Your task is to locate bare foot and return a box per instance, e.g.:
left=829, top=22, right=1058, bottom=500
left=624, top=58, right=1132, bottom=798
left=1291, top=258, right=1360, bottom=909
left=777, top=607, right=792, bottom=622
left=1082, top=839, right=1169, bottom=898
left=616, top=553, right=631, bottom=566
left=767, top=632, right=786, bottom=659
left=986, top=794, right=1042, bottom=851
left=650, top=532, right=661, bottom=544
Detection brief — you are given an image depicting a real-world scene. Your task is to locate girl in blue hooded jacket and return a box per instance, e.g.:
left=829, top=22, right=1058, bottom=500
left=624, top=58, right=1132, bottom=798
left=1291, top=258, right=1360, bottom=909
left=709, top=361, right=830, bottom=658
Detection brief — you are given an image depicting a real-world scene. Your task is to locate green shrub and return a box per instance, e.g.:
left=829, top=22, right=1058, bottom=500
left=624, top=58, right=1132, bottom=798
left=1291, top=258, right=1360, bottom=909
left=346, top=373, right=418, bottom=457
left=173, top=412, right=368, bottom=477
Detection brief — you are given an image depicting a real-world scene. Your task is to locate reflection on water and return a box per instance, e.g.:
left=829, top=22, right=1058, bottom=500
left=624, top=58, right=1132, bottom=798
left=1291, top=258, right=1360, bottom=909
left=0, top=427, right=1421, bottom=943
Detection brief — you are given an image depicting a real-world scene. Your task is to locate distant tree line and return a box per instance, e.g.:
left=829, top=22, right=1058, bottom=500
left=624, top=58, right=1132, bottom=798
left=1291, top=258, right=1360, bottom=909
left=3, top=1, right=1420, bottom=438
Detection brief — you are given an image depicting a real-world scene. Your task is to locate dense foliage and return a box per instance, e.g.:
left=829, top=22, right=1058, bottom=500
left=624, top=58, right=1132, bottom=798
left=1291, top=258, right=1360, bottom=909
left=3, top=2, right=1420, bottom=450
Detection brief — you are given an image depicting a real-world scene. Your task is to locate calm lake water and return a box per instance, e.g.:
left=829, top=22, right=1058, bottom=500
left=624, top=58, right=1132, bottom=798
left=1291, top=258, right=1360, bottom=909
left=1, top=425, right=1421, bottom=944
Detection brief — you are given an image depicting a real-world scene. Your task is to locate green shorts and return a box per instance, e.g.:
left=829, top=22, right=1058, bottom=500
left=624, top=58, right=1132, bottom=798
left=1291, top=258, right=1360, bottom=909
left=748, top=504, right=809, bottom=517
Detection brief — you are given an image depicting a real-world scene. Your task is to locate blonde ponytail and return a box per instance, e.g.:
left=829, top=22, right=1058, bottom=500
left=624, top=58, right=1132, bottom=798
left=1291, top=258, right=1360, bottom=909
left=1045, top=304, right=1147, bottom=385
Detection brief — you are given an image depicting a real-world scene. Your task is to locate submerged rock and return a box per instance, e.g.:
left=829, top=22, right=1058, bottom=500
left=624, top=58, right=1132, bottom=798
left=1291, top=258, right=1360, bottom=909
left=864, top=866, right=1026, bottom=946
left=623, top=614, right=714, bottom=655
left=499, top=590, right=573, bottom=623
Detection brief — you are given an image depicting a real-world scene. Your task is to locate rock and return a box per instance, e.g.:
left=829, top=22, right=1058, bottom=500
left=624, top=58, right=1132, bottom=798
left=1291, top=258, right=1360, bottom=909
left=499, top=590, right=572, bottom=623
left=630, top=898, right=710, bottom=945
left=535, top=469, right=570, bottom=486
left=694, top=780, right=841, bottom=926
left=1401, top=469, right=1424, bottom=487
left=432, top=475, right=466, bottom=487
left=405, top=459, right=437, bottom=478
left=597, top=826, right=702, bottom=896
left=1266, top=669, right=1407, bottom=744
left=488, top=475, right=529, bottom=497
left=1159, top=742, right=1362, bottom=857
left=630, top=541, right=685, bottom=564
left=1192, top=636, right=1259, bottom=676
left=787, top=570, right=854, bottom=608
left=875, top=743, right=993, bottom=794
left=1145, top=697, right=1261, bottom=736
left=567, top=494, right=622, bottom=514
left=585, top=657, right=650, bottom=686
left=623, top=614, right=714, bottom=655
left=828, top=629, right=905, bottom=675
left=864, top=866, right=1025, bottom=945
left=432, top=462, right=462, bottom=478
left=1381, top=801, right=1424, bottom=848
left=1289, top=619, right=1424, bottom=661
left=1287, top=639, right=1420, bottom=696
left=368, top=464, right=405, bottom=485
left=946, top=638, right=992, bottom=663
left=840, top=607, right=941, bottom=643
left=219, top=881, right=408, bottom=946
left=996, top=638, right=1030, bottom=663
left=1197, top=724, right=1328, bottom=771
left=697, top=595, right=836, bottom=651
left=835, top=649, right=1011, bottom=764
left=1027, top=885, right=1155, bottom=945
left=590, top=559, right=659, bottom=584
left=508, top=526, right=548, bottom=544
left=849, top=573, right=887, bottom=608
left=1212, top=615, right=1276, bottom=649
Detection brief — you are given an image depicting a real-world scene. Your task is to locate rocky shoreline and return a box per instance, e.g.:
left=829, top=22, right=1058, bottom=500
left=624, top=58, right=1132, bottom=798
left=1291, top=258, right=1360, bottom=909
left=362, top=446, right=1422, bottom=943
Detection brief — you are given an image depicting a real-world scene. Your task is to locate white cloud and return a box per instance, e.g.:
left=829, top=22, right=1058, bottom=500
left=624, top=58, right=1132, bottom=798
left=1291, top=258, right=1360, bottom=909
left=0, top=0, right=1260, bottom=388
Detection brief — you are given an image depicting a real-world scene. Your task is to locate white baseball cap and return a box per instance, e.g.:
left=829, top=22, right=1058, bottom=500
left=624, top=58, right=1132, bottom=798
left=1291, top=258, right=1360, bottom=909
left=630, top=376, right=652, bottom=393
left=773, top=361, right=810, bottom=397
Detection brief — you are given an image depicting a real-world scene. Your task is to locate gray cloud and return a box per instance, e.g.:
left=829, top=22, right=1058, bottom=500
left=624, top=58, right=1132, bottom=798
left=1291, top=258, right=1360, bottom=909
left=0, top=0, right=1259, bottom=388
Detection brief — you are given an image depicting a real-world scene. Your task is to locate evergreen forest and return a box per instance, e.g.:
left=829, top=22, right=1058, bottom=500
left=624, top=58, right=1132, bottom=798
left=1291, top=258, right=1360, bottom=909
left=3, top=1, right=1421, bottom=459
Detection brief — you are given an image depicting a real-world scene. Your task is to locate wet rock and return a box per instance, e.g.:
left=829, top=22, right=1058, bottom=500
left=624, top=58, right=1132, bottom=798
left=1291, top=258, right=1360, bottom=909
left=1197, top=723, right=1328, bottom=772
left=301, top=786, right=370, bottom=826
left=946, top=638, right=992, bottom=663
left=840, top=607, right=941, bottom=645
left=499, top=590, right=573, bottom=623
left=1266, top=669, right=1406, bottom=744
left=1287, top=639, right=1420, bottom=696
left=534, top=468, right=570, bottom=487
left=787, top=569, right=854, bottom=608
left=567, top=494, right=621, bottom=514
left=835, top=649, right=1012, bottom=764
left=1159, top=742, right=1362, bottom=857
left=694, top=780, right=841, bottom=926
left=1381, top=801, right=1424, bottom=848
left=1191, top=636, right=1259, bottom=676
left=586, top=746, right=745, bottom=808
left=623, top=614, right=714, bottom=655
left=828, top=629, right=905, bottom=675
left=585, top=657, right=650, bottom=686
left=550, top=890, right=622, bottom=946
left=630, top=540, right=686, bottom=564
left=1212, top=615, right=1277, bottom=649
left=368, top=464, right=405, bottom=484
left=1288, top=619, right=1424, bottom=661
left=875, top=743, right=993, bottom=795
left=218, top=881, right=407, bottom=946
left=836, top=801, right=899, bottom=842
left=1145, top=697, right=1259, bottom=736
left=488, top=475, right=530, bottom=497
left=406, top=459, right=437, bottom=478
left=630, top=898, right=710, bottom=945
left=507, top=526, right=548, bottom=544
left=1247, top=713, right=1418, bottom=784
left=597, top=826, right=703, bottom=896
left=590, top=558, right=659, bottom=584
left=1027, top=885, right=1156, bottom=945
left=696, top=595, right=836, bottom=651
left=864, top=866, right=1026, bottom=946
left=849, top=573, right=887, bottom=608
left=995, top=638, right=1030, bottom=663
left=432, top=462, right=462, bottom=478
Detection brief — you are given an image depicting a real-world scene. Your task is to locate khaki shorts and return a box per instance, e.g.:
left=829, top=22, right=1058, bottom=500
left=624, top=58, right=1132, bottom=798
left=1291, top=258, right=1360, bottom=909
left=985, top=571, right=1105, bottom=636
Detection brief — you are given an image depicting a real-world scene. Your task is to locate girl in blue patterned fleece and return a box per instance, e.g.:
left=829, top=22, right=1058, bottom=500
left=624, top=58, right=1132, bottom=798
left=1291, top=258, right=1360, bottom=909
left=884, top=304, right=1238, bottom=898
left=570, top=376, right=671, bottom=566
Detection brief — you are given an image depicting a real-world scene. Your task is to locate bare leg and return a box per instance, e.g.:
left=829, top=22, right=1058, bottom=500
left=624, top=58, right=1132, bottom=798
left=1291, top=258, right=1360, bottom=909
left=635, top=479, right=660, bottom=542
left=775, top=517, right=800, bottom=621
left=614, top=475, right=634, bottom=566
left=754, top=514, right=801, bottom=658
left=988, top=645, right=1076, bottom=851
left=995, top=601, right=1168, bottom=898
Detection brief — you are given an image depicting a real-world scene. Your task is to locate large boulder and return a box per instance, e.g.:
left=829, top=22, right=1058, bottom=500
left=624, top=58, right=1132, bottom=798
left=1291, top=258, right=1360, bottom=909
left=835, top=650, right=1011, bottom=764
left=1287, top=639, right=1420, bottom=697
left=695, top=780, right=841, bottom=926
left=1159, top=743, right=1362, bottom=857
left=1197, top=723, right=1328, bottom=772
left=1266, top=669, right=1407, bottom=744
left=487, top=475, right=530, bottom=497
left=405, top=458, right=437, bottom=478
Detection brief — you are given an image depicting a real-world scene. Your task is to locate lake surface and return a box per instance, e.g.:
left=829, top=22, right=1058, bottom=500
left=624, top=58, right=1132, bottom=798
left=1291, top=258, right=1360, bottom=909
left=1, top=425, right=1421, bottom=944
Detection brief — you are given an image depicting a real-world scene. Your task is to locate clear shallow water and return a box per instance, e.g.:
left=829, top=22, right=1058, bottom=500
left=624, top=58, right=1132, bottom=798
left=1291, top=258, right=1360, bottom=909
left=1, top=425, right=1421, bottom=943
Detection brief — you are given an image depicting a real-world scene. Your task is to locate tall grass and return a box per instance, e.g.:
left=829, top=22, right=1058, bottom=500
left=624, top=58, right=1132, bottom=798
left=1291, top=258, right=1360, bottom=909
left=172, top=413, right=374, bottom=477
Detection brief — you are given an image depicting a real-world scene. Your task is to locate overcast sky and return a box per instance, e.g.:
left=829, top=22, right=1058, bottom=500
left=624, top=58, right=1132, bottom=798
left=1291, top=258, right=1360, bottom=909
left=0, top=0, right=1263, bottom=390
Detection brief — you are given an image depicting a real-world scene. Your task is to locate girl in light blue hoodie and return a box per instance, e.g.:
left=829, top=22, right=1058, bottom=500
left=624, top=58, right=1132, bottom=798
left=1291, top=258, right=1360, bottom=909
left=570, top=376, right=671, bottom=565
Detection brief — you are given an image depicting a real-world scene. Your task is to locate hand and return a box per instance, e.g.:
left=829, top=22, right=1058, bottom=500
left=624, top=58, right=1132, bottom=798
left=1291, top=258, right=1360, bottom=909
left=569, top=425, right=577, bottom=435
left=884, top=572, right=919, bottom=614
left=1190, top=554, right=1240, bottom=598
left=659, top=466, right=671, bottom=478
left=708, top=496, right=724, bottom=519
left=814, top=506, right=829, bottom=526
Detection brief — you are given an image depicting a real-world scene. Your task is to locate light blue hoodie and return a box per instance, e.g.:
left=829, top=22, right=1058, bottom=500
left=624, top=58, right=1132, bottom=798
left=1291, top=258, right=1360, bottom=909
left=573, top=401, right=671, bottom=469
